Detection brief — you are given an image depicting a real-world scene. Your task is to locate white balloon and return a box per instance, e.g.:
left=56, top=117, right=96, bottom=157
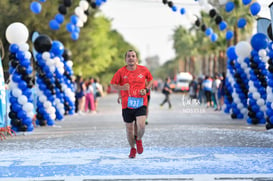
left=39, top=95, right=47, bottom=103
left=267, top=94, right=273, bottom=102
left=44, top=101, right=51, bottom=109
left=257, top=98, right=265, bottom=106
left=18, top=95, right=28, bottom=105
left=5, top=22, right=29, bottom=44
left=66, top=60, right=73, bottom=67
left=79, top=0, right=89, bottom=11
left=23, top=102, right=34, bottom=112
left=75, top=7, right=84, bottom=17
left=9, top=80, right=17, bottom=89
left=258, top=49, right=267, bottom=57
left=237, top=103, right=244, bottom=109
left=79, top=14, right=88, bottom=23
left=235, top=41, right=251, bottom=58
left=18, top=43, right=29, bottom=51
left=27, top=111, right=34, bottom=119
left=253, top=92, right=261, bottom=100
left=76, top=20, right=84, bottom=27
left=12, top=88, right=22, bottom=97
left=49, top=66, right=55, bottom=73
left=42, top=52, right=51, bottom=60
left=24, top=51, right=32, bottom=59
left=50, top=113, right=56, bottom=120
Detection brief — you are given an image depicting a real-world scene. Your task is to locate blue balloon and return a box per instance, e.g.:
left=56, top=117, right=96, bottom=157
left=226, top=46, right=237, bottom=60
left=49, top=19, right=60, bottom=30
left=219, top=21, right=227, bottom=31
left=172, top=6, right=177, bottom=12
left=225, top=1, right=235, bottom=13
left=47, top=120, right=54, bottom=126
left=30, top=2, right=42, bottom=14
left=251, top=33, right=269, bottom=51
left=70, top=15, right=79, bottom=25
left=242, top=0, right=252, bottom=5
left=205, top=28, right=213, bottom=36
left=96, top=0, right=102, bottom=6
left=12, top=73, right=21, bottom=83
left=9, top=96, right=17, bottom=104
left=237, top=18, right=247, bottom=28
left=74, top=26, right=80, bottom=33
left=27, top=124, right=34, bottom=132
left=71, top=32, right=79, bottom=40
left=18, top=110, right=27, bottom=120
left=18, top=81, right=27, bottom=90
left=26, top=66, right=33, bottom=74
left=39, top=0, right=46, bottom=2
left=16, top=51, right=25, bottom=60
left=55, top=13, right=64, bottom=24
left=50, top=40, right=64, bottom=56
left=9, top=44, right=19, bottom=53
left=226, top=30, right=234, bottom=40
left=12, top=103, right=22, bottom=112
left=180, top=8, right=186, bottom=15
left=22, top=117, right=32, bottom=126
left=250, top=2, right=261, bottom=16
left=66, top=23, right=75, bottom=33
left=210, top=33, right=218, bottom=42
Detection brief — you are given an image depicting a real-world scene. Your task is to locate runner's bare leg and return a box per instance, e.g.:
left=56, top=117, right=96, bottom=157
left=126, top=122, right=135, bottom=148
left=136, top=115, right=146, bottom=140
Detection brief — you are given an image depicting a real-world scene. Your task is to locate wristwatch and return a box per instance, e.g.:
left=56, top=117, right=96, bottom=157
left=145, top=88, right=150, bottom=93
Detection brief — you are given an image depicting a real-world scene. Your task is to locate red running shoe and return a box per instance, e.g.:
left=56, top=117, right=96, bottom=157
left=136, top=139, right=143, bottom=154
left=129, top=148, right=136, bottom=158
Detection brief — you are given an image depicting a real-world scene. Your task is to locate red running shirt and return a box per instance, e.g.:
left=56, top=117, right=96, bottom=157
left=111, top=65, right=153, bottom=109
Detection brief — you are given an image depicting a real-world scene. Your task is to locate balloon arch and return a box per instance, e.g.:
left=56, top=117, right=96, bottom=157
left=2, top=0, right=272, bottom=133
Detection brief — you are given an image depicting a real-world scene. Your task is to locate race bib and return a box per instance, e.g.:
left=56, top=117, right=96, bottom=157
left=127, top=97, right=143, bottom=109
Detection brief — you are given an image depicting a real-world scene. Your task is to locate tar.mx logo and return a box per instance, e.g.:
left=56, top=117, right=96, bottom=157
left=180, top=95, right=205, bottom=113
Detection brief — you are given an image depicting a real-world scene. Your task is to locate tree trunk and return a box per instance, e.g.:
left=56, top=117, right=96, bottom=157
left=208, top=54, right=212, bottom=76
left=233, top=25, right=239, bottom=45
left=202, top=55, right=206, bottom=75
left=190, top=56, right=196, bottom=75
left=213, top=53, right=217, bottom=75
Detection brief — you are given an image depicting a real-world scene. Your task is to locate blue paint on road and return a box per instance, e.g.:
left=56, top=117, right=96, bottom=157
left=1, top=147, right=273, bottom=178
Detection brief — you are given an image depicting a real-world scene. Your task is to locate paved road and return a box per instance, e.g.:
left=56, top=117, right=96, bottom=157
left=1, top=92, right=273, bottom=181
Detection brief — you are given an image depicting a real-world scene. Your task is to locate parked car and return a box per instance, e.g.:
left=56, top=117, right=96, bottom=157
left=174, top=72, right=193, bottom=92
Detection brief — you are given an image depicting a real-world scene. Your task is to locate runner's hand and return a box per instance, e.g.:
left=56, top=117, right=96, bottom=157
left=122, top=83, right=129, bottom=90
left=139, top=89, right=146, bottom=96
left=117, top=97, right=121, bottom=104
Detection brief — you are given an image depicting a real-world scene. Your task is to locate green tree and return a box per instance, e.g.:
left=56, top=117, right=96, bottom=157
left=0, top=0, right=136, bottom=86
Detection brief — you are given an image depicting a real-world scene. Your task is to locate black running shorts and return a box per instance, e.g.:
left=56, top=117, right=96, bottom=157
left=122, top=106, right=147, bottom=123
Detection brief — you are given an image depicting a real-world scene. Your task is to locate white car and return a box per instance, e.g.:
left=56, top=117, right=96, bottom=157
left=174, top=72, right=193, bottom=92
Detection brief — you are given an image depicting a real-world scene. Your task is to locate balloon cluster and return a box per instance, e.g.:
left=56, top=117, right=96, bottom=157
left=30, top=0, right=46, bottom=14
left=66, top=0, right=90, bottom=40
left=33, top=34, right=56, bottom=126
left=61, top=49, right=76, bottom=115
left=162, top=0, right=178, bottom=12
left=49, top=0, right=72, bottom=31
left=266, top=42, right=273, bottom=129
left=224, top=0, right=261, bottom=29
left=194, top=0, right=234, bottom=42
left=231, top=41, right=251, bottom=119
left=5, top=22, right=35, bottom=132
left=161, top=0, right=195, bottom=23
left=247, top=33, right=268, bottom=124
left=50, top=40, right=66, bottom=121
left=223, top=46, right=237, bottom=114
